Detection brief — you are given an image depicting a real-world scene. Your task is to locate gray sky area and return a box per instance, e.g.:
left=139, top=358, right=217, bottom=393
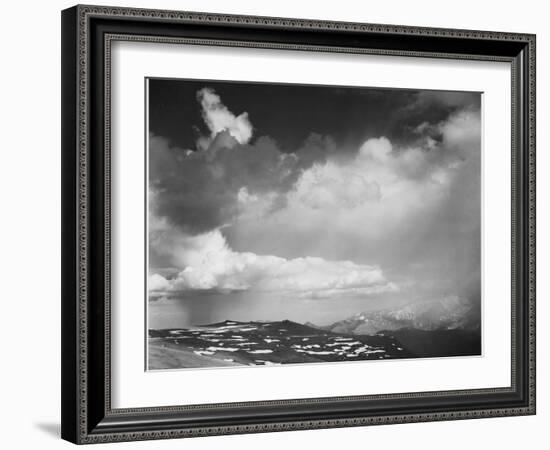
left=147, top=79, right=481, bottom=328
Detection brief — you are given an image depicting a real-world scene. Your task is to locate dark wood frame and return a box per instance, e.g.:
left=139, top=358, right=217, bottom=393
left=61, top=4, right=536, bottom=444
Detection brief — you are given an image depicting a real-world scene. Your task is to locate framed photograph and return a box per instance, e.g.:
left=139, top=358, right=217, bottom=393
left=61, top=5, right=536, bottom=444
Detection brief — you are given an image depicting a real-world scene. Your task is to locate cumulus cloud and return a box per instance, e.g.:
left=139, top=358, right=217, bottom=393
left=439, top=109, right=481, bottom=151
left=226, top=108, right=480, bottom=302
left=149, top=133, right=308, bottom=234
left=294, top=160, right=381, bottom=209
left=277, top=132, right=461, bottom=242
left=196, top=87, right=253, bottom=149
left=231, top=109, right=480, bottom=244
left=149, top=85, right=481, bottom=311
left=149, top=273, right=171, bottom=291
left=149, top=94, right=337, bottom=235
left=386, top=89, right=481, bottom=148
left=149, top=229, right=397, bottom=299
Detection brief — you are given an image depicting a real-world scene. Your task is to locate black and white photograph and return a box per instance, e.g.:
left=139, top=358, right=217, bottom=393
left=146, top=79, right=482, bottom=370
left=54, top=3, right=538, bottom=445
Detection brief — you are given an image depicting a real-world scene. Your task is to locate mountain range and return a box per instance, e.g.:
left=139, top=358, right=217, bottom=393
left=317, top=295, right=480, bottom=336
left=148, top=297, right=481, bottom=370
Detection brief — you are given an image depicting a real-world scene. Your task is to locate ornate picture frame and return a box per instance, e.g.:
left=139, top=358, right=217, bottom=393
left=61, top=5, right=535, bottom=444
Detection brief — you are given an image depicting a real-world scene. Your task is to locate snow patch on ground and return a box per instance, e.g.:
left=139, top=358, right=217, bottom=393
left=207, top=346, right=239, bottom=352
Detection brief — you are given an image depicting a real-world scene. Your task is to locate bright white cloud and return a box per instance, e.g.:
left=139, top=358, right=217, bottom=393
left=149, top=273, right=171, bottom=291
left=358, top=136, right=392, bottom=162
left=252, top=111, right=478, bottom=241
left=197, top=88, right=253, bottom=148
left=294, top=161, right=381, bottom=210
left=274, top=135, right=455, bottom=243
left=439, top=109, right=481, bottom=151
left=219, top=109, right=481, bottom=304
left=148, top=229, right=397, bottom=299
left=149, top=108, right=480, bottom=303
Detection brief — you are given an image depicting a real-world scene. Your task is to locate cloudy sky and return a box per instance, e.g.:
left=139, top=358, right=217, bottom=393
left=147, top=78, right=481, bottom=329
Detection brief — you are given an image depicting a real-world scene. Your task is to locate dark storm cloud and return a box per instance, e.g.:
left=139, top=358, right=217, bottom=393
left=148, top=78, right=478, bottom=155
left=149, top=81, right=481, bottom=237
left=387, top=89, right=480, bottom=147
left=149, top=131, right=334, bottom=234
left=149, top=82, right=359, bottom=234
left=148, top=79, right=483, bottom=329
left=416, top=90, right=481, bottom=109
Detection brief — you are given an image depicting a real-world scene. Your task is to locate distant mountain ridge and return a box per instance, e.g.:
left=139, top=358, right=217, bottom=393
left=199, top=319, right=321, bottom=336
left=321, top=296, right=480, bottom=336
left=148, top=303, right=482, bottom=371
